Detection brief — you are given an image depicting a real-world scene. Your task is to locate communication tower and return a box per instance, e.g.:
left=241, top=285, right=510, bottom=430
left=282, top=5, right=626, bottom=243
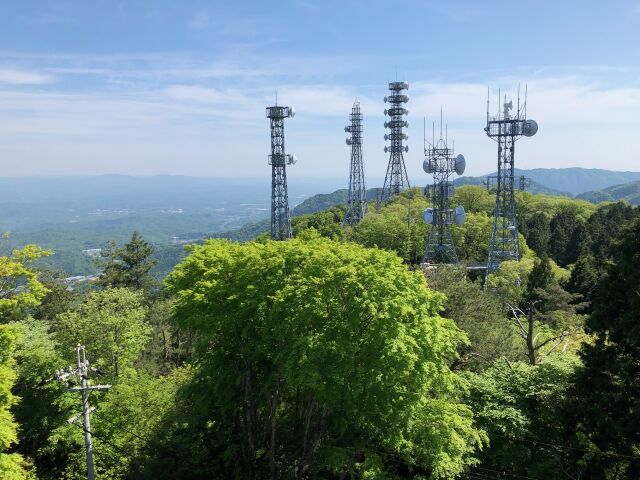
left=266, top=101, right=297, bottom=240
left=422, top=115, right=466, bottom=264
left=343, top=101, right=367, bottom=226
left=381, top=81, right=410, bottom=202
left=485, top=88, right=538, bottom=273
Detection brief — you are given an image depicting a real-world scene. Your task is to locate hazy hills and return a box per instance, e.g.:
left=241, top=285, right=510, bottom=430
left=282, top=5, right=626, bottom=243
left=512, top=168, right=640, bottom=195
left=577, top=180, right=640, bottom=205
left=1, top=169, right=639, bottom=275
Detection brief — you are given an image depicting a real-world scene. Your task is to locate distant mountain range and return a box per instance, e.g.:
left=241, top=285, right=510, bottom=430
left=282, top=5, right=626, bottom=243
left=577, top=180, right=640, bottom=205
left=511, top=168, right=640, bottom=196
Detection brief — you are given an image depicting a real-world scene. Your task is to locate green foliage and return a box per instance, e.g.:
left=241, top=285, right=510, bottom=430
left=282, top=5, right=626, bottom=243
left=466, top=356, right=581, bottom=479
left=450, top=212, right=493, bottom=264
left=292, top=206, right=346, bottom=240
left=568, top=202, right=639, bottom=303
left=55, top=288, right=150, bottom=378
left=423, top=265, right=519, bottom=370
left=12, top=319, right=71, bottom=479
left=548, top=210, right=585, bottom=266
left=96, top=232, right=157, bottom=291
left=522, top=212, right=550, bottom=257
left=350, top=189, right=429, bottom=263
left=164, top=235, right=483, bottom=479
left=0, top=243, right=51, bottom=322
left=452, top=185, right=494, bottom=214
left=568, top=217, right=640, bottom=478
left=0, top=324, right=29, bottom=480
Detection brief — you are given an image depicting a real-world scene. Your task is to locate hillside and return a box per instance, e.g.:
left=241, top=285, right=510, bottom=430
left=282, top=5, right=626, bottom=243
left=454, top=175, right=571, bottom=197
left=512, top=167, right=640, bottom=195
left=577, top=180, right=640, bottom=205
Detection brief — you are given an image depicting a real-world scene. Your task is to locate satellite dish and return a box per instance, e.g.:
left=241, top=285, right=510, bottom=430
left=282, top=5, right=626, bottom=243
left=403, top=146, right=409, bottom=152
left=384, top=146, right=389, bottom=153
left=288, top=154, right=297, bottom=165
left=384, top=109, right=388, bottom=116
left=384, top=121, right=389, bottom=128
left=346, top=138, right=352, bottom=145
left=454, top=205, right=465, bottom=226
left=423, top=208, right=433, bottom=224
left=523, top=119, right=538, bottom=137
left=423, top=159, right=434, bottom=174
left=383, top=96, right=388, bottom=103
left=289, top=106, right=296, bottom=118
left=384, top=134, right=389, bottom=141
left=345, top=126, right=352, bottom=133
left=454, top=154, right=466, bottom=175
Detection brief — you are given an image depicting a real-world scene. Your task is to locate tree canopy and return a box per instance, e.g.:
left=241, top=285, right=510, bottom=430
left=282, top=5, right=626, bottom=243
left=164, top=234, right=484, bottom=479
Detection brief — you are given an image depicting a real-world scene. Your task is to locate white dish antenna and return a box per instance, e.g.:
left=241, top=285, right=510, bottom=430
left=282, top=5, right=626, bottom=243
left=423, top=208, right=433, bottom=224
left=288, top=106, right=296, bottom=118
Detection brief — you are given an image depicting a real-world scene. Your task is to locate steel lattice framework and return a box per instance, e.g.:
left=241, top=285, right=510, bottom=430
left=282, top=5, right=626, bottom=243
left=486, top=90, right=538, bottom=274
left=423, top=120, right=466, bottom=264
left=343, top=102, right=367, bottom=226
left=266, top=104, right=296, bottom=240
left=381, top=81, right=410, bottom=202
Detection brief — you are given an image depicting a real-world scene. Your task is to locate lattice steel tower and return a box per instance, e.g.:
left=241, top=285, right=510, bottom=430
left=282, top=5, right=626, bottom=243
left=485, top=89, right=538, bottom=273
left=343, top=101, right=367, bottom=226
left=266, top=102, right=297, bottom=240
left=381, top=81, right=410, bottom=202
left=422, top=116, right=466, bottom=264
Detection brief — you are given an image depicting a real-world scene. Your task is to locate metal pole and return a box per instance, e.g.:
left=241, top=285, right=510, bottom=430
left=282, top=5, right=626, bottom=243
left=77, top=345, right=96, bottom=480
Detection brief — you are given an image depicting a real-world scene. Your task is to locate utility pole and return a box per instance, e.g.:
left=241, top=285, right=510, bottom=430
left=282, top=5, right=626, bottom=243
left=54, top=345, right=111, bottom=480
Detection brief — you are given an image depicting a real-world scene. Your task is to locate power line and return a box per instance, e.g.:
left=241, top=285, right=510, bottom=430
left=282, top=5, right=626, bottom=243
left=91, top=411, right=148, bottom=443
left=490, top=432, right=640, bottom=461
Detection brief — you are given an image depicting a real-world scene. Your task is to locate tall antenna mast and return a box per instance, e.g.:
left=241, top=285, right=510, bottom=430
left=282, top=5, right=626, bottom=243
left=485, top=87, right=538, bottom=275
left=266, top=102, right=297, bottom=240
left=343, top=101, right=367, bottom=226
left=381, top=80, right=410, bottom=202
left=422, top=112, right=467, bottom=265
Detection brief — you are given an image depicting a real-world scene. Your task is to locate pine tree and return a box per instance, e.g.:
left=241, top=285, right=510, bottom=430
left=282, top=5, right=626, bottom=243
left=569, top=217, right=640, bottom=478
left=96, top=231, right=157, bottom=291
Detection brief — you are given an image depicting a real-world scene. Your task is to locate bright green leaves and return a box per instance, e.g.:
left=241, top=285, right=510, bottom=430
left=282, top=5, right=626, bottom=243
left=165, top=236, right=482, bottom=478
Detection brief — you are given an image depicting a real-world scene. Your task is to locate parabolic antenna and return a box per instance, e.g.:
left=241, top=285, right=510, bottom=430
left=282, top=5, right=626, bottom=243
left=523, top=119, right=538, bottom=137
left=423, top=159, right=434, bottom=174
left=346, top=138, right=352, bottom=145
left=345, top=126, right=352, bottom=133
left=454, top=205, right=465, bottom=226
left=288, top=106, right=296, bottom=118
left=423, top=208, right=433, bottom=224
left=454, top=154, right=466, bottom=175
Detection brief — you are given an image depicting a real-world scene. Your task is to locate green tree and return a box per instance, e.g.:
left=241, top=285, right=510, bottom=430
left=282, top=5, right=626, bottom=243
left=96, top=232, right=157, bottom=291
left=567, top=202, right=638, bottom=303
left=423, top=265, right=519, bottom=370
left=163, top=235, right=483, bottom=479
left=548, top=210, right=584, bottom=266
left=0, top=243, right=51, bottom=322
left=32, top=270, right=81, bottom=323
left=523, top=212, right=550, bottom=257
left=0, top=324, right=29, bottom=480
left=466, top=356, right=582, bottom=479
left=568, top=217, right=640, bottom=478
left=55, top=288, right=150, bottom=378
left=487, top=256, right=584, bottom=365
left=453, top=185, right=494, bottom=214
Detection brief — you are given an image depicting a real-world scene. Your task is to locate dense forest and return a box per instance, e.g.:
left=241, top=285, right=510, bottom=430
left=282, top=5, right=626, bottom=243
left=1, top=185, right=639, bottom=479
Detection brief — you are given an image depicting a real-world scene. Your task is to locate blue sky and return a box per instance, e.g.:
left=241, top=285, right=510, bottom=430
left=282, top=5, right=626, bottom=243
left=0, top=0, right=639, bottom=179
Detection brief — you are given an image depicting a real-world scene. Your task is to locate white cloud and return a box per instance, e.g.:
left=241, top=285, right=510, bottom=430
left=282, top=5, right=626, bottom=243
left=0, top=68, right=54, bottom=85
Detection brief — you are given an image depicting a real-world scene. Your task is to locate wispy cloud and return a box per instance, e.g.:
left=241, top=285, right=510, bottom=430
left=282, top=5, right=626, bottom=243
left=0, top=68, right=54, bottom=85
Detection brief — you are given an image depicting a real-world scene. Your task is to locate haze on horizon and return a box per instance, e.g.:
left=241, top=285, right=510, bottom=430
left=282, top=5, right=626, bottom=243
left=0, top=0, right=639, bottom=179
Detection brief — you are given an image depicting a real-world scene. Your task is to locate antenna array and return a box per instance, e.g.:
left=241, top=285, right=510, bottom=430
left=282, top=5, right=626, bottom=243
left=381, top=81, right=410, bottom=202
left=343, top=101, right=367, bottom=226
left=485, top=87, right=538, bottom=274
left=422, top=113, right=466, bottom=264
left=266, top=103, right=297, bottom=240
